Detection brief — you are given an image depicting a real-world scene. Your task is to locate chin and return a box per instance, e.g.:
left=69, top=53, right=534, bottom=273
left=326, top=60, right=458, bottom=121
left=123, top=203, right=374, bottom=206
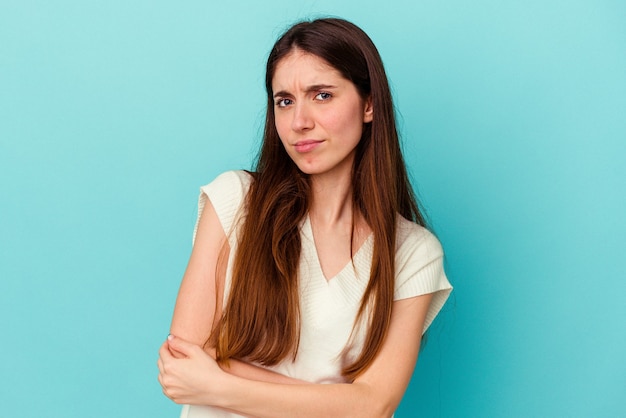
left=295, top=166, right=319, bottom=176
left=292, top=160, right=320, bottom=175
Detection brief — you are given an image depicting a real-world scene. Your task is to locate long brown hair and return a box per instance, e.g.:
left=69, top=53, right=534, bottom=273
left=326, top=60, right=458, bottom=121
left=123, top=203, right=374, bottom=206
left=211, top=18, right=425, bottom=381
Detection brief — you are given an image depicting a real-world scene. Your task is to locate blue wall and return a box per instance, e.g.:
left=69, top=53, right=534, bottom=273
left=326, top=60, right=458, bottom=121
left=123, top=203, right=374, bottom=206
left=1, top=1, right=624, bottom=417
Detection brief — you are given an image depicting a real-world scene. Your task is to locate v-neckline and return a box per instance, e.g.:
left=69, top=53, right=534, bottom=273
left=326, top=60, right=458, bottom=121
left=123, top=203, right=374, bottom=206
left=302, top=215, right=373, bottom=283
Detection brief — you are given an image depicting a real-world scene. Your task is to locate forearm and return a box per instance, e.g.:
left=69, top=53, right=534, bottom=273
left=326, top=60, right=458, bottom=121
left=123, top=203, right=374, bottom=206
left=213, top=376, right=391, bottom=418
left=221, top=359, right=308, bottom=385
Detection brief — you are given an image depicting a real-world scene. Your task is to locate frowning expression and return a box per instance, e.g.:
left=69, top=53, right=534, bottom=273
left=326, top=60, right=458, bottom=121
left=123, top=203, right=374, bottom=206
left=272, top=49, right=373, bottom=178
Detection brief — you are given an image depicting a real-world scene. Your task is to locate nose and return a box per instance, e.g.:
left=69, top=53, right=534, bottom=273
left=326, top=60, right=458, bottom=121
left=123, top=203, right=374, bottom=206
left=291, top=103, right=314, bottom=132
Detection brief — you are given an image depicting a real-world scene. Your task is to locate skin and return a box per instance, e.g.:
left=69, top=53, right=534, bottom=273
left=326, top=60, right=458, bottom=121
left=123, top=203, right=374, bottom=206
left=158, top=49, right=435, bottom=417
left=272, top=49, right=374, bottom=276
left=272, top=49, right=372, bottom=182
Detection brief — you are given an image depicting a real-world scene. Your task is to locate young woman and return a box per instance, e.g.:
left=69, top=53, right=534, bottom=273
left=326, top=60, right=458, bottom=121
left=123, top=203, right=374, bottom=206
left=158, top=18, right=452, bottom=418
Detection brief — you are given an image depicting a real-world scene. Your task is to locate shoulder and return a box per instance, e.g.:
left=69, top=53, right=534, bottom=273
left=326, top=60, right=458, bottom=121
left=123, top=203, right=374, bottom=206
left=199, top=170, right=254, bottom=212
left=393, top=216, right=452, bottom=331
left=201, top=170, right=253, bottom=195
left=395, top=215, right=443, bottom=263
left=194, top=170, right=254, bottom=242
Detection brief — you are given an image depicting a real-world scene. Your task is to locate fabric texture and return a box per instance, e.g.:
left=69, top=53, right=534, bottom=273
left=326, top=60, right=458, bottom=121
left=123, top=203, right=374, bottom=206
left=181, top=170, right=452, bottom=418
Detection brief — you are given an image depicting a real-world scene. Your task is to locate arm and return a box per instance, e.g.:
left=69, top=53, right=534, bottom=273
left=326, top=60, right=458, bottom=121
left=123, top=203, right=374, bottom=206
left=166, top=196, right=305, bottom=384
left=168, top=197, right=226, bottom=357
left=160, top=292, right=434, bottom=418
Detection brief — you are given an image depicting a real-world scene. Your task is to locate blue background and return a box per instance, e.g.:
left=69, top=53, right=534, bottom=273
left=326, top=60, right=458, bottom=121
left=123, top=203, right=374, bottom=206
left=1, top=1, right=624, bottom=417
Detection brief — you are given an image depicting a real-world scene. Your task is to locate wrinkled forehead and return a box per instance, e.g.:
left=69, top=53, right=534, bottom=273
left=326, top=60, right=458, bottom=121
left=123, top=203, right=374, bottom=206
left=271, top=49, right=346, bottom=92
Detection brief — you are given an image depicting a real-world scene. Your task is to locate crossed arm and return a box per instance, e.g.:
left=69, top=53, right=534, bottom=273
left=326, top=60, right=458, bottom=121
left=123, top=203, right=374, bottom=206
left=157, top=198, right=433, bottom=418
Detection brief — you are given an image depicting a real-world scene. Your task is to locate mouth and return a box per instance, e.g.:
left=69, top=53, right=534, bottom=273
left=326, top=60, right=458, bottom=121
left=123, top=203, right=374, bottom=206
left=294, top=139, right=324, bottom=153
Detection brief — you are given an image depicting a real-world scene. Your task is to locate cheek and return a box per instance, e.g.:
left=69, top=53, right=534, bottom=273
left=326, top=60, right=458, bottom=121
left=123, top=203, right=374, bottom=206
left=321, top=110, right=349, bottom=134
left=328, top=108, right=363, bottom=139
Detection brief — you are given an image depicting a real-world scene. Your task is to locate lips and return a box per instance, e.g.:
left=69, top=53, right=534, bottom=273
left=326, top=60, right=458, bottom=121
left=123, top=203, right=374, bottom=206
left=294, top=140, right=324, bottom=153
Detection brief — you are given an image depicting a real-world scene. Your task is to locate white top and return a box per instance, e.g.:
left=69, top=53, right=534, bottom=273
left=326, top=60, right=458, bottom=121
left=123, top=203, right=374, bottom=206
left=181, top=170, right=452, bottom=418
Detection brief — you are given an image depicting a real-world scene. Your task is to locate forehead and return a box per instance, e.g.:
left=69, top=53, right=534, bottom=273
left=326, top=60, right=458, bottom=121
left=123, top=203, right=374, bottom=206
left=272, top=50, right=345, bottom=89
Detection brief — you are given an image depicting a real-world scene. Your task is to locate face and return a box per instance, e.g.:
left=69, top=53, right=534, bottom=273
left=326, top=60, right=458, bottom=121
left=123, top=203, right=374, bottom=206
left=271, top=49, right=373, bottom=178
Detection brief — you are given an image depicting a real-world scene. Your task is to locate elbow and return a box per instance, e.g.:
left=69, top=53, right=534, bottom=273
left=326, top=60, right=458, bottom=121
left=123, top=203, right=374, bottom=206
left=374, top=403, right=395, bottom=418
left=358, top=386, right=397, bottom=418
left=361, top=405, right=394, bottom=418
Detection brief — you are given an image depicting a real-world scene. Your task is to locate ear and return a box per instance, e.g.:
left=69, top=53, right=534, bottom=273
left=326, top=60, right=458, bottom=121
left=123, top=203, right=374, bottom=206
left=363, top=97, right=373, bottom=123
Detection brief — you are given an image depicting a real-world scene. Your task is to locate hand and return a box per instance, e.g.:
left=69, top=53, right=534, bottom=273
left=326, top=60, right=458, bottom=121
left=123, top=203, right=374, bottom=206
left=157, top=335, right=228, bottom=405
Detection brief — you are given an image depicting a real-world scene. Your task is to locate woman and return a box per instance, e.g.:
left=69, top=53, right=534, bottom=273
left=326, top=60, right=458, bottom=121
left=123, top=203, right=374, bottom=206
left=158, top=17, right=452, bottom=418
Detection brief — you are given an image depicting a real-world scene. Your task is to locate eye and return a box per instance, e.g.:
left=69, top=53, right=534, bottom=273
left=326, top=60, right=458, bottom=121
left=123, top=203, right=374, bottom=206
left=275, top=98, right=293, bottom=108
left=315, top=92, right=332, bottom=101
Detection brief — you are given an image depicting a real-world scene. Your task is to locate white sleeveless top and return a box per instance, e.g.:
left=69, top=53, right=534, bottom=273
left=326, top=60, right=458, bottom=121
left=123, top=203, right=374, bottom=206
left=181, top=171, right=452, bottom=417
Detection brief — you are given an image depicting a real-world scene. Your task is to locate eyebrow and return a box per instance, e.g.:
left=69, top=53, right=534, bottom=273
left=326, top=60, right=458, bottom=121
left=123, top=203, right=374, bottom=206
left=273, top=84, right=338, bottom=99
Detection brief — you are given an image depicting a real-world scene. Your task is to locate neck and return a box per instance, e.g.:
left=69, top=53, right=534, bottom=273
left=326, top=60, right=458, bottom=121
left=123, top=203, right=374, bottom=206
left=309, top=170, right=353, bottom=227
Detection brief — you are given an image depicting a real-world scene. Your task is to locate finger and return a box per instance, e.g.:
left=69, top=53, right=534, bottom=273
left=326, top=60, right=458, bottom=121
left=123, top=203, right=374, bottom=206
left=159, top=373, right=172, bottom=399
left=158, top=366, right=167, bottom=387
left=157, top=357, right=165, bottom=374
left=159, top=340, right=173, bottom=361
left=167, top=334, right=199, bottom=357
